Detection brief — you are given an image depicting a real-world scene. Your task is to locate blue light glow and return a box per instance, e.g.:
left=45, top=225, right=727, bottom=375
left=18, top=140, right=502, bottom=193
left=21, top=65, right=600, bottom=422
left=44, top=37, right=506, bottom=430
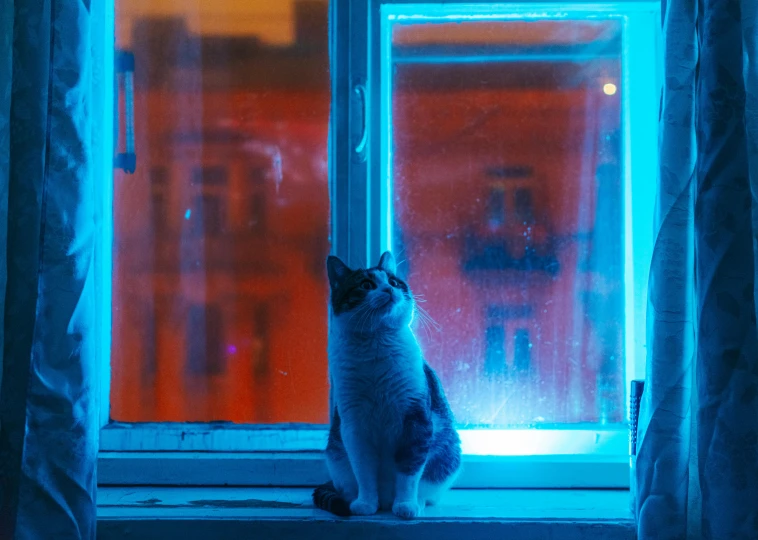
left=459, top=428, right=627, bottom=456
left=381, top=8, right=394, bottom=254
left=94, top=0, right=115, bottom=429
left=386, top=3, right=658, bottom=23
left=621, top=9, right=660, bottom=398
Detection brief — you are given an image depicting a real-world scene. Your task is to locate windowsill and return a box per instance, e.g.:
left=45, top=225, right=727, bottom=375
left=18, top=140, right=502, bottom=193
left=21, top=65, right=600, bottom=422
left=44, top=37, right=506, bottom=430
left=97, top=486, right=635, bottom=540
left=97, top=451, right=631, bottom=489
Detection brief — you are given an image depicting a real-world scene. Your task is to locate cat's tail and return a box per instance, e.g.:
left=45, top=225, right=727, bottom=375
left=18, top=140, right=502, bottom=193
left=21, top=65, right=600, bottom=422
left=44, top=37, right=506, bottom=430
left=312, top=481, right=351, bottom=517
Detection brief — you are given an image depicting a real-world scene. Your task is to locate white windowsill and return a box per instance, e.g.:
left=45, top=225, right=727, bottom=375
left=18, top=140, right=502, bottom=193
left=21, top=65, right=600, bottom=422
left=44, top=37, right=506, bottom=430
left=97, top=486, right=635, bottom=540
left=99, top=423, right=629, bottom=455
left=98, top=424, right=631, bottom=488
left=98, top=451, right=631, bottom=489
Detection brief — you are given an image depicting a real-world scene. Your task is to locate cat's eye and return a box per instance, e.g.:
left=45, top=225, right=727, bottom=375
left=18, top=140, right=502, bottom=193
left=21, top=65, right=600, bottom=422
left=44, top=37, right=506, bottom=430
left=360, top=280, right=375, bottom=290
left=389, top=277, right=400, bottom=288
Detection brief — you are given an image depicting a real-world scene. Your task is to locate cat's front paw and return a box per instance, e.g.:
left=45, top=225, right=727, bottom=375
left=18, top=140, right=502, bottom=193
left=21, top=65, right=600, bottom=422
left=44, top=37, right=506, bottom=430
left=392, top=500, right=422, bottom=519
left=350, top=498, right=379, bottom=516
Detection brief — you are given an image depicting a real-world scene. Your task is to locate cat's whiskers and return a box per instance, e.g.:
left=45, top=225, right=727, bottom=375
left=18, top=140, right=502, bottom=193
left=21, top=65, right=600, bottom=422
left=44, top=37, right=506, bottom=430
left=357, top=304, right=378, bottom=335
left=348, top=302, right=371, bottom=324
left=414, top=304, right=441, bottom=333
left=413, top=313, right=432, bottom=341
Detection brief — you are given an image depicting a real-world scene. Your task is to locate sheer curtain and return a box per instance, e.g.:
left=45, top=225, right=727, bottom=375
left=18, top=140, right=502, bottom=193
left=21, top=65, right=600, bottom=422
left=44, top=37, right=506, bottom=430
left=0, top=0, right=98, bottom=538
left=636, top=0, right=758, bottom=537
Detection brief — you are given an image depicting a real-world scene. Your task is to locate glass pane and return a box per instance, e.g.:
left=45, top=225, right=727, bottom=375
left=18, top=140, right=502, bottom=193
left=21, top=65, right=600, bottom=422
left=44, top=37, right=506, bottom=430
left=390, top=18, right=624, bottom=426
left=112, top=0, right=330, bottom=423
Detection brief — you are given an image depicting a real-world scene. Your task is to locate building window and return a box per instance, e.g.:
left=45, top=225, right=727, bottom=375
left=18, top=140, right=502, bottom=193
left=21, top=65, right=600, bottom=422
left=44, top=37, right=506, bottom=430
left=486, top=186, right=506, bottom=229
left=187, top=167, right=228, bottom=236
left=250, top=167, right=267, bottom=187
left=192, top=166, right=228, bottom=187
left=513, top=328, right=531, bottom=374
left=151, top=192, right=167, bottom=232
left=513, top=188, right=535, bottom=225
left=484, top=325, right=506, bottom=375
left=142, top=302, right=158, bottom=380
left=189, top=194, right=226, bottom=237
left=252, top=304, right=269, bottom=378
left=250, top=192, right=266, bottom=234
left=150, top=166, right=169, bottom=233
left=187, top=304, right=225, bottom=376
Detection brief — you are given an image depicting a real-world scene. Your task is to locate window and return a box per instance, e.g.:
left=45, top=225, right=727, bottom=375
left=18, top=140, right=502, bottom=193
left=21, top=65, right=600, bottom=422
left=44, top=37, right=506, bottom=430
left=188, top=167, right=228, bottom=236
left=486, top=186, right=506, bottom=229
left=514, top=188, right=535, bottom=225
left=99, top=0, right=659, bottom=488
left=187, top=303, right=225, bottom=376
left=141, top=301, right=158, bottom=380
left=189, top=193, right=226, bottom=236
left=192, top=166, right=228, bottom=187
left=484, top=325, right=506, bottom=376
left=252, top=303, right=270, bottom=378
left=249, top=168, right=268, bottom=235
left=150, top=166, right=169, bottom=232
left=386, top=4, right=657, bottom=435
left=513, top=328, right=532, bottom=374
left=108, top=0, right=331, bottom=425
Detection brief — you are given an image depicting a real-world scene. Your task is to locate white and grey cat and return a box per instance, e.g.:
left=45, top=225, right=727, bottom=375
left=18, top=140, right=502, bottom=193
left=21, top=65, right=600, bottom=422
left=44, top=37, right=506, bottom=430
left=312, top=251, right=461, bottom=519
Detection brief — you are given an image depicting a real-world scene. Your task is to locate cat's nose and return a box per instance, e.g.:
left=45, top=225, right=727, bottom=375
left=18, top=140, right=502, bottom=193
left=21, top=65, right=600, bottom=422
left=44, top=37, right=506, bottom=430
left=381, top=287, right=393, bottom=296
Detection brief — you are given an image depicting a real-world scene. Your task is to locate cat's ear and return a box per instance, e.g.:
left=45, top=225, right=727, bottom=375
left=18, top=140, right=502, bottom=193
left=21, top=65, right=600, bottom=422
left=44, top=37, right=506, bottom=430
left=327, top=255, right=351, bottom=289
left=378, top=251, right=396, bottom=274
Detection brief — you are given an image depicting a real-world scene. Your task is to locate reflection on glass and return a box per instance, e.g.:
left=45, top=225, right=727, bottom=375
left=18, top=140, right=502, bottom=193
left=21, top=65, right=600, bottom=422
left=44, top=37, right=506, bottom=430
left=111, top=0, right=331, bottom=423
left=391, top=20, right=624, bottom=426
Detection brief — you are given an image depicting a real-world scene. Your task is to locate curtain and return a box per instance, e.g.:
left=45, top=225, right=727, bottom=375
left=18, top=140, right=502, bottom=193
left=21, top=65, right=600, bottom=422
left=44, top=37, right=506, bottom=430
left=636, top=0, right=758, bottom=537
left=0, top=0, right=98, bottom=538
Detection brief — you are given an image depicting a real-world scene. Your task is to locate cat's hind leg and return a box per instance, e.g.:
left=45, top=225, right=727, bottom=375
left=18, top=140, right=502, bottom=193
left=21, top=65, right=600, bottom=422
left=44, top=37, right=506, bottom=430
left=417, top=471, right=459, bottom=507
left=392, top=404, right=433, bottom=519
left=417, top=438, right=462, bottom=507
left=326, top=447, right=358, bottom=503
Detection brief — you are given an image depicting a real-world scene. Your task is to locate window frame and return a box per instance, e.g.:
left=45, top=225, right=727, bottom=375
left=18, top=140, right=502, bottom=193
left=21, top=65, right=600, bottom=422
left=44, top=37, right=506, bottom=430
left=96, top=0, right=660, bottom=489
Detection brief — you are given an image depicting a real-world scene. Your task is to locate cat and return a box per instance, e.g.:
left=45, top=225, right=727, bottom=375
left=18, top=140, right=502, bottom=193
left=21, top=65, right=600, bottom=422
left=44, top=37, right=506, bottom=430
left=312, top=251, right=461, bottom=519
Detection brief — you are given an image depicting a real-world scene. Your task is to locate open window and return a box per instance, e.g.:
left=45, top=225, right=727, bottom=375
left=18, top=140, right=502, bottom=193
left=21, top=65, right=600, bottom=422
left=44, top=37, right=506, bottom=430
left=98, top=0, right=660, bottom=489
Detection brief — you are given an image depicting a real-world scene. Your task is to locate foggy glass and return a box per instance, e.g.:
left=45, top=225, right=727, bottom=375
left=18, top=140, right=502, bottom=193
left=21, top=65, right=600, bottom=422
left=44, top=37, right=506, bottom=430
left=390, top=19, right=625, bottom=426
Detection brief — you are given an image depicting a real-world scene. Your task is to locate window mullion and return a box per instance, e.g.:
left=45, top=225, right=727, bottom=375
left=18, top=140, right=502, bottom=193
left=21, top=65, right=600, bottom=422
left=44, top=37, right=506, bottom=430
left=93, top=0, right=115, bottom=429
left=331, top=0, right=373, bottom=270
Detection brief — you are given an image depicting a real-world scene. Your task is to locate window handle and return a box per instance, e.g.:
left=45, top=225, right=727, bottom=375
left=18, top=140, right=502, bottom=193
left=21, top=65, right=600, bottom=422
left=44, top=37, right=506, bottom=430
left=114, top=50, right=136, bottom=174
left=352, top=81, right=367, bottom=161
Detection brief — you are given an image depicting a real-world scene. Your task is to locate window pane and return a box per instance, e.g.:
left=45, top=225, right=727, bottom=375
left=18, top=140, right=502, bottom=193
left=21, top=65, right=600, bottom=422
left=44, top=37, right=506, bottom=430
left=112, top=0, right=330, bottom=422
left=390, top=18, right=625, bottom=426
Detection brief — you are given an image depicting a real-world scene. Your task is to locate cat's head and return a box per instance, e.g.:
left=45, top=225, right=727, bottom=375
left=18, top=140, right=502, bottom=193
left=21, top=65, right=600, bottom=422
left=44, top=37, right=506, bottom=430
left=326, top=251, right=414, bottom=332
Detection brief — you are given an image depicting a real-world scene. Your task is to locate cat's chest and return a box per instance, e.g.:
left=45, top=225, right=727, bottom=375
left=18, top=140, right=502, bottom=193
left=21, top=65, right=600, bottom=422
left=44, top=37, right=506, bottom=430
left=334, top=352, right=423, bottom=417
left=338, top=367, right=420, bottom=443
left=330, top=331, right=425, bottom=423
left=338, top=358, right=421, bottom=401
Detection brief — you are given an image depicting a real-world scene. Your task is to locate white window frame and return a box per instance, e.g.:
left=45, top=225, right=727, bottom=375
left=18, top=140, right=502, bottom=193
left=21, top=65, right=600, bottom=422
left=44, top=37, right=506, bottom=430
left=95, top=0, right=660, bottom=489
